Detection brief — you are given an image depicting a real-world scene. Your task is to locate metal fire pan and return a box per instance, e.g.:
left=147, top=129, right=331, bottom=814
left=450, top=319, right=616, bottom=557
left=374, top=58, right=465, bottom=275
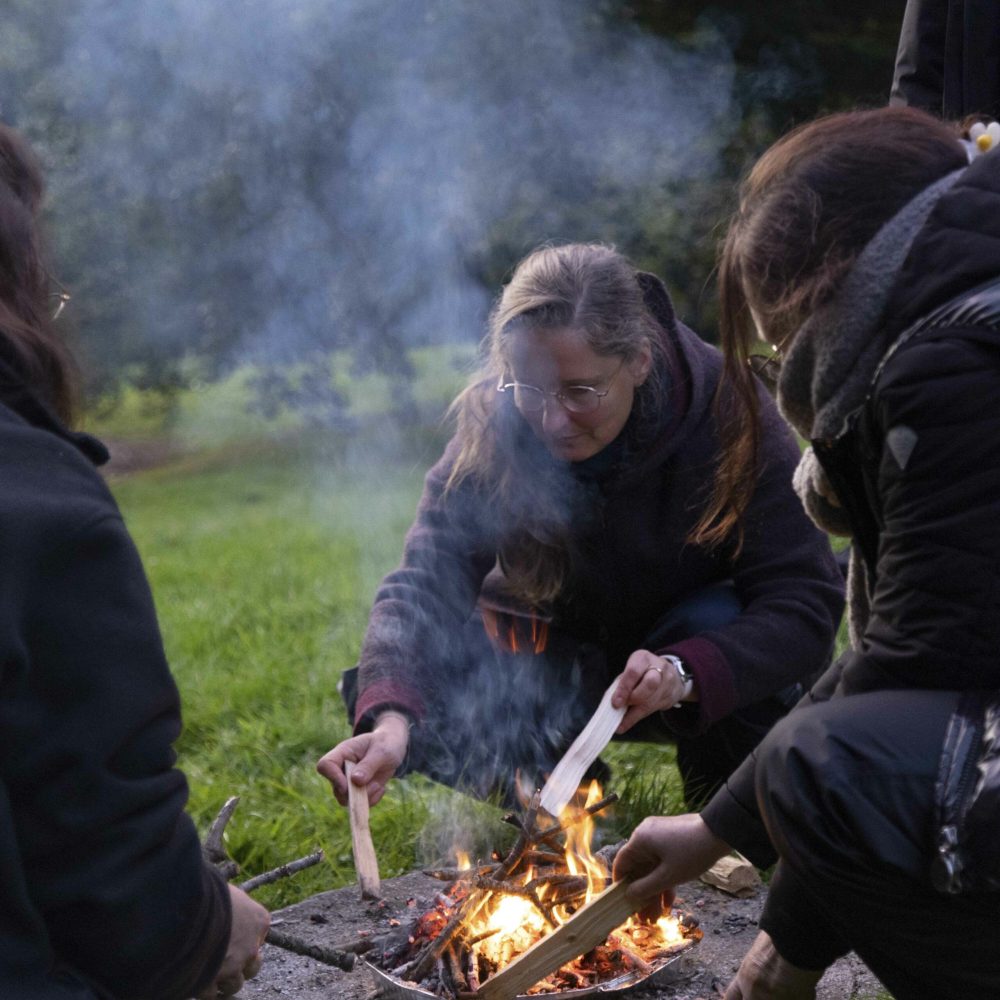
left=362, top=942, right=692, bottom=999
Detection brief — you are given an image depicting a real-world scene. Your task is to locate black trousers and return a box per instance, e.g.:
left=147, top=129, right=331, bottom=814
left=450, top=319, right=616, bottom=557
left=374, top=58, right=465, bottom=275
left=754, top=690, right=1000, bottom=999
left=342, top=585, right=799, bottom=810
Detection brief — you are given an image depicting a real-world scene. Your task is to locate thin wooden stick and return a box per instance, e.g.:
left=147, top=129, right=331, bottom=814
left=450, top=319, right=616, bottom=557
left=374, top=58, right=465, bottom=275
left=345, top=761, right=381, bottom=899
left=475, top=879, right=637, bottom=1000
left=238, top=849, right=324, bottom=893
left=538, top=683, right=624, bottom=818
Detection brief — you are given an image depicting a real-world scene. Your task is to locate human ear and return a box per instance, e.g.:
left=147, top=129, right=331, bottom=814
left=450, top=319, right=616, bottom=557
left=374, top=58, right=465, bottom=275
left=630, top=342, right=654, bottom=386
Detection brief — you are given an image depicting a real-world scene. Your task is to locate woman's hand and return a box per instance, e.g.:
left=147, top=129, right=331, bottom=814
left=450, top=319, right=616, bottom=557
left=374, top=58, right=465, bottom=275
left=611, top=649, right=691, bottom=734
left=316, top=712, right=409, bottom=807
left=613, top=813, right=730, bottom=904
left=196, top=884, right=270, bottom=999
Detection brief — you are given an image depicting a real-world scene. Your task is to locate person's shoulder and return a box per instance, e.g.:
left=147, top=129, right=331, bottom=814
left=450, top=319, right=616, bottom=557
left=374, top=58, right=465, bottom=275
left=0, top=404, right=121, bottom=548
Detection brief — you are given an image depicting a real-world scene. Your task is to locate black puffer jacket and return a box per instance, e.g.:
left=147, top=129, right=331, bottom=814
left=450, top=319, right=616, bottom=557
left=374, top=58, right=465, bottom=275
left=703, top=150, right=1000, bottom=878
left=0, top=376, right=230, bottom=999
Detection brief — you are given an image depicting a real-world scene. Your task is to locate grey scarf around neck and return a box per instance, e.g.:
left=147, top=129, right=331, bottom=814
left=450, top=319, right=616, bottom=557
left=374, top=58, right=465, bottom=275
left=773, top=167, right=965, bottom=648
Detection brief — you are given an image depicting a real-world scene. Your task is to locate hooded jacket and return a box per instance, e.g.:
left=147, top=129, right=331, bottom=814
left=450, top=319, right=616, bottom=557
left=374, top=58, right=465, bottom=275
left=353, top=275, right=844, bottom=737
left=703, top=148, right=1000, bottom=872
left=0, top=373, right=230, bottom=999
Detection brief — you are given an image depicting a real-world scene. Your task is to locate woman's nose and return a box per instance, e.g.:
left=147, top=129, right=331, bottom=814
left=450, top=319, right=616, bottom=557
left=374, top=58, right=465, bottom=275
left=541, top=397, right=572, bottom=433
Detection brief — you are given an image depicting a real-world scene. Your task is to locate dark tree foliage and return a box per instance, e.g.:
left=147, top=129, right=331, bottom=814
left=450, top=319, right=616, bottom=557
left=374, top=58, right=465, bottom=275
left=0, top=0, right=905, bottom=398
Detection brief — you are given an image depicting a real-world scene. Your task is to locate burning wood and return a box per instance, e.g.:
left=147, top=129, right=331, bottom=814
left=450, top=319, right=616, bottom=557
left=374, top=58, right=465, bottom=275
left=361, top=783, right=701, bottom=999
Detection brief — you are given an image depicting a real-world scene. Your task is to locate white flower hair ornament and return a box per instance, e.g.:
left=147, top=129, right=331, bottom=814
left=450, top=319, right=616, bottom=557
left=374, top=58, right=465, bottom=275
left=964, top=121, right=1000, bottom=161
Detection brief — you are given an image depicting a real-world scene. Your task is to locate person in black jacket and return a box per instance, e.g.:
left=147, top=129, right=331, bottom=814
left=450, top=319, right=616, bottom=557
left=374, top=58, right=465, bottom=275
left=611, top=107, right=1000, bottom=999
left=891, top=0, right=1000, bottom=120
left=0, top=125, right=269, bottom=997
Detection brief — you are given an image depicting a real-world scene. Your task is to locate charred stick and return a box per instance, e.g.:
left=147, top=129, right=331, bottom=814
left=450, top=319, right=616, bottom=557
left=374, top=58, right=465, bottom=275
left=401, top=895, right=483, bottom=984
left=465, top=947, right=481, bottom=992
left=611, top=944, right=653, bottom=974
left=496, top=790, right=540, bottom=879
left=444, top=943, right=469, bottom=995
left=330, top=934, right=380, bottom=955
left=265, top=927, right=357, bottom=972
left=239, top=849, right=324, bottom=893
left=521, top=849, right=565, bottom=866
left=536, top=793, right=619, bottom=840
left=423, top=863, right=498, bottom=882
left=525, top=872, right=588, bottom=892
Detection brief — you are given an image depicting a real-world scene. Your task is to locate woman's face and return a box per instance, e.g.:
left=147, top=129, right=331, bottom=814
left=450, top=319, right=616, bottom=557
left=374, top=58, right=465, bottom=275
left=507, top=327, right=651, bottom=462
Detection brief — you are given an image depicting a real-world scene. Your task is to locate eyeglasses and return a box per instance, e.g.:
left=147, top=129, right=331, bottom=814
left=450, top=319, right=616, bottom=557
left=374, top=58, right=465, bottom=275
left=48, top=275, right=71, bottom=321
left=497, top=359, right=625, bottom=415
left=747, top=344, right=782, bottom=387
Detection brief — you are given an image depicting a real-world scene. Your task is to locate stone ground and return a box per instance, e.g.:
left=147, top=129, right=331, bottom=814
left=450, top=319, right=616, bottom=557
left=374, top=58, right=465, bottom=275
left=238, top=871, right=883, bottom=1000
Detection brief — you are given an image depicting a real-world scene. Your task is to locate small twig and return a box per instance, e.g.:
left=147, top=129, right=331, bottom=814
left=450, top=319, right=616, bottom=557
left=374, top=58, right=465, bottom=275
left=536, top=792, right=619, bottom=840
left=238, top=849, right=325, bottom=893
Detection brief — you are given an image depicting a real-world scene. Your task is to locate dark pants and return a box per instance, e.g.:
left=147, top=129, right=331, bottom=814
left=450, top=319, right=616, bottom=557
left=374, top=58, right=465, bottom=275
left=342, top=584, right=798, bottom=810
left=755, top=690, right=1000, bottom=999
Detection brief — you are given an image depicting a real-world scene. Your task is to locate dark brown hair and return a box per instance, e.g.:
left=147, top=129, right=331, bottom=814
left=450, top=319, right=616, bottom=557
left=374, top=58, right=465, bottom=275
left=698, top=106, right=967, bottom=543
left=0, top=123, right=78, bottom=423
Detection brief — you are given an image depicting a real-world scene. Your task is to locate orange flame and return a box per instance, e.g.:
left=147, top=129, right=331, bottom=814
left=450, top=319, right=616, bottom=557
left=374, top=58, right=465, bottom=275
left=449, top=779, right=693, bottom=986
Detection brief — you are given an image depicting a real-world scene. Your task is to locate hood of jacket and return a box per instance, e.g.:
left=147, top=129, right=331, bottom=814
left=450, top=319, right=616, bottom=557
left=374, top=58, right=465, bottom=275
left=885, top=148, right=1000, bottom=335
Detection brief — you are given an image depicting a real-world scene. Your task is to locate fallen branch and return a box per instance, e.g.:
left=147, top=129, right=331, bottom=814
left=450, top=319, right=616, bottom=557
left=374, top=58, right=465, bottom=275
left=239, top=849, right=325, bottom=893
left=265, top=927, right=358, bottom=972
left=202, top=796, right=324, bottom=895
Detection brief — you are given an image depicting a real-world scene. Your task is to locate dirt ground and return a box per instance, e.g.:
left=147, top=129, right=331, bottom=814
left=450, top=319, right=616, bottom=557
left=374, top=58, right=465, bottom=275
left=237, top=870, right=882, bottom=1000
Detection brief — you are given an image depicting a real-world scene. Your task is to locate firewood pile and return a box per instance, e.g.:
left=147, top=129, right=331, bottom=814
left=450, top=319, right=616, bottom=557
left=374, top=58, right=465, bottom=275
left=358, top=787, right=702, bottom=999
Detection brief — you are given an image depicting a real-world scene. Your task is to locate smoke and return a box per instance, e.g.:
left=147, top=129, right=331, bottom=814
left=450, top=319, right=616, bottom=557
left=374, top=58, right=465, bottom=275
left=39, top=0, right=736, bottom=374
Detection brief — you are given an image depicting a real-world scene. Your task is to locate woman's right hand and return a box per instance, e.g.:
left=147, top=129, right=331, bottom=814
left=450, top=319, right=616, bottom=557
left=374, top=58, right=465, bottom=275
left=613, top=813, right=730, bottom=904
left=316, top=712, right=410, bottom=807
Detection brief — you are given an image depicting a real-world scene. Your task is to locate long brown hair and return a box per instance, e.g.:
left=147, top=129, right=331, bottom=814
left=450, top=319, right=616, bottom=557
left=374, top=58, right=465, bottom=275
left=445, top=243, right=668, bottom=606
left=0, top=123, right=78, bottom=423
left=705, top=106, right=967, bottom=535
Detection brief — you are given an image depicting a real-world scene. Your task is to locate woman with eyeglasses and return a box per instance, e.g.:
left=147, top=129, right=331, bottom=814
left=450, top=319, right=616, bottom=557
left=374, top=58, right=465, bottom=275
left=612, top=107, right=1000, bottom=999
left=0, top=124, right=269, bottom=997
left=319, top=242, right=843, bottom=816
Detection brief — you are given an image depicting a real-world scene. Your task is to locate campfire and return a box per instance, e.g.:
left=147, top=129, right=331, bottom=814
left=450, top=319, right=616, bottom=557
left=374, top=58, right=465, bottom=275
left=360, top=783, right=702, bottom=999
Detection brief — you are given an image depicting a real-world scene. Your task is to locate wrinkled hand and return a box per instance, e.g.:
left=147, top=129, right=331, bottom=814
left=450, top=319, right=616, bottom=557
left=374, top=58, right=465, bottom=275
left=316, top=715, right=409, bottom=807
left=196, top=884, right=269, bottom=999
left=611, top=650, right=689, bottom=734
left=613, top=813, right=729, bottom=904
left=723, top=930, right=824, bottom=1000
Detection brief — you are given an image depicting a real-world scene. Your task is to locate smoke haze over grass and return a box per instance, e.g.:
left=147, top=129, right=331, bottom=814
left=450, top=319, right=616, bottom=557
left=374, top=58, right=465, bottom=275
left=15, top=0, right=738, bottom=383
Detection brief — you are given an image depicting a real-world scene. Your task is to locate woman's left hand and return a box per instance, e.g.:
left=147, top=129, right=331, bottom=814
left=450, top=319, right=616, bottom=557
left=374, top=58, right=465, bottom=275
left=611, top=649, right=689, bottom=734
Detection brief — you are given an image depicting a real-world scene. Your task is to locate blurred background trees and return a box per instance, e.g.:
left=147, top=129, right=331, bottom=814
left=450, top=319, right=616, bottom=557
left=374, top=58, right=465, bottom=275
left=0, top=0, right=905, bottom=403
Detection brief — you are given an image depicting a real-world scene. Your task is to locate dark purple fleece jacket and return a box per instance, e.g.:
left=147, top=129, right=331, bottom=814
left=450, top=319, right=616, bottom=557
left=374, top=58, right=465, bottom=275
left=354, top=275, right=844, bottom=737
